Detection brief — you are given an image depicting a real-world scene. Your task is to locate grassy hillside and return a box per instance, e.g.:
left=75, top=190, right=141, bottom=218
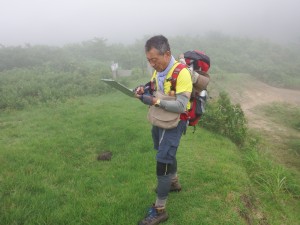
left=1, top=34, right=299, bottom=224
left=1, top=93, right=299, bottom=224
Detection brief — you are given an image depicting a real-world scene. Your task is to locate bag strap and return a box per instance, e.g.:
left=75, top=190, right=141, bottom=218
left=167, top=63, right=186, bottom=92
left=167, top=63, right=190, bottom=131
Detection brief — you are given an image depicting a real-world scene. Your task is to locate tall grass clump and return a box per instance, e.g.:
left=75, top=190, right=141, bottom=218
left=241, top=133, right=300, bottom=200
left=200, top=91, right=247, bottom=146
left=245, top=149, right=288, bottom=197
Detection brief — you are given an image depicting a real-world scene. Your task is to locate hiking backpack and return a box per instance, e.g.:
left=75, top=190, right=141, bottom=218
left=183, top=50, right=210, bottom=72
left=170, top=50, right=210, bottom=129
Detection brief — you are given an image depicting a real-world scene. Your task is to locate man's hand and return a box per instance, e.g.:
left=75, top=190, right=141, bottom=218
left=140, top=94, right=158, bottom=106
left=134, top=85, right=145, bottom=98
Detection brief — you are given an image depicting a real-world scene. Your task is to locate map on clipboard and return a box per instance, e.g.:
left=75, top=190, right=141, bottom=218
left=101, top=79, right=135, bottom=98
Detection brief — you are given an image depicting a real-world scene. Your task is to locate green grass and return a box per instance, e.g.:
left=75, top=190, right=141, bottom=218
left=257, top=102, right=300, bottom=167
left=287, top=138, right=300, bottom=155
left=241, top=141, right=300, bottom=225
left=1, top=93, right=299, bottom=224
left=258, top=102, right=300, bottom=132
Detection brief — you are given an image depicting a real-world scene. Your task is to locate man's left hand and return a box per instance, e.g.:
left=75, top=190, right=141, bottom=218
left=140, top=94, right=157, bottom=106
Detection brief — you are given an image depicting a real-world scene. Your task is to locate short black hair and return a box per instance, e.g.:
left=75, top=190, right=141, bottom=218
left=145, top=35, right=170, bottom=55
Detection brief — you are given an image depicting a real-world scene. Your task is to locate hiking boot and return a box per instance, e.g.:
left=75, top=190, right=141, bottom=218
left=138, top=204, right=168, bottom=225
left=170, top=176, right=182, bottom=192
left=154, top=176, right=182, bottom=193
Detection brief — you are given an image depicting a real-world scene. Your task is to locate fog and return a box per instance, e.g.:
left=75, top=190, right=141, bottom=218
left=1, top=0, right=300, bottom=46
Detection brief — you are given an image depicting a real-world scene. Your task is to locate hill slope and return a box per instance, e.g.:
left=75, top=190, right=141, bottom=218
left=0, top=93, right=277, bottom=225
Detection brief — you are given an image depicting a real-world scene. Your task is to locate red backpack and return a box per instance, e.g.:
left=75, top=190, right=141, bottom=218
left=170, top=51, right=210, bottom=130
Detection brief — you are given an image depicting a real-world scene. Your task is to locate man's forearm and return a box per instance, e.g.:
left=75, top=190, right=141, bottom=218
left=159, top=93, right=189, bottom=113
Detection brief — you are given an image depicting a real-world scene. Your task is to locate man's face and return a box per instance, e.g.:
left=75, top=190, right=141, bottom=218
left=146, top=48, right=171, bottom=72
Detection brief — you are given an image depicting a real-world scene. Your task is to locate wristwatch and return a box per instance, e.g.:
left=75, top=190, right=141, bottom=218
left=154, top=99, right=160, bottom=107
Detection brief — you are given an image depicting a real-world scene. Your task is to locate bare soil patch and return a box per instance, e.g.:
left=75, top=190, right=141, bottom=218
left=229, top=79, right=300, bottom=131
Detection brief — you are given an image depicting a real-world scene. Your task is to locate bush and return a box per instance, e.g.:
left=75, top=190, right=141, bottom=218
left=200, top=91, right=247, bottom=146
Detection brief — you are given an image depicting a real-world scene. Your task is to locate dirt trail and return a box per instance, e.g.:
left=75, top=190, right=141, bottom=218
left=229, top=79, right=300, bottom=131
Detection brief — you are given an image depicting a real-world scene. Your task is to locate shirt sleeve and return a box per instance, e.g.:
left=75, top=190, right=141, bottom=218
left=175, top=68, right=193, bottom=94
left=159, top=94, right=189, bottom=113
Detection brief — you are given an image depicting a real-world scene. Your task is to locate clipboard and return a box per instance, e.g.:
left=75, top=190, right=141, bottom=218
left=101, top=79, right=135, bottom=98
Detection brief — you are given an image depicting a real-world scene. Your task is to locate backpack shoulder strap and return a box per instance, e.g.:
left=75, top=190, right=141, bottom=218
left=169, top=63, right=187, bottom=91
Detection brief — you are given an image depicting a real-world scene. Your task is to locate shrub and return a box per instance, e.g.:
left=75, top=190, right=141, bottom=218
left=200, top=91, right=247, bottom=146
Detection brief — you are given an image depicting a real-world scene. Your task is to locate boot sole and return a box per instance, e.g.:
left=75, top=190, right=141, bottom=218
left=138, top=214, right=169, bottom=225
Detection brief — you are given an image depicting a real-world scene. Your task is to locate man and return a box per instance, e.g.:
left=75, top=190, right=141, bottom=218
left=135, top=35, right=192, bottom=225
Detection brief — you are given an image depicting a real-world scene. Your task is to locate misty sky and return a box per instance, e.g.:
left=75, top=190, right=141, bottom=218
left=1, top=0, right=299, bottom=46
